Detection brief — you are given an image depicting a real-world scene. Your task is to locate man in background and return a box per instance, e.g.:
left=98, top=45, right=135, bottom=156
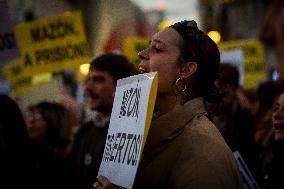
left=69, top=53, right=138, bottom=189
left=210, top=63, right=258, bottom=177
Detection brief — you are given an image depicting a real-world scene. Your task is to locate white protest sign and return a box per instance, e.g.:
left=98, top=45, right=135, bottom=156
left=98, top=72, right=158, bottom=189
left=233, top=151, right=259, bottom=189
left=220, top=49, right=244, bottom=85
left=219, top=39, right=265, bottom=88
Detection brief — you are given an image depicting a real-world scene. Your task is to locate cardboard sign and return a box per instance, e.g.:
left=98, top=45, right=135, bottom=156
left=7, top=11, right=89, bottom=80
left=219, top=39, right=266, bottom=88
left=123, top=37, right=149, bottom=68
left=0, top=1, right=20, bottom=62
left=220, top=49, right=244, bottom=85
left=233, top=151, right=259, bottom=189
left=98, top=72, right=158, bottom=189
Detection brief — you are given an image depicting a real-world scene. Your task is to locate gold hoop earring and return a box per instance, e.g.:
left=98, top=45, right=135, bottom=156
left=175, top=77, right=187, bottom=92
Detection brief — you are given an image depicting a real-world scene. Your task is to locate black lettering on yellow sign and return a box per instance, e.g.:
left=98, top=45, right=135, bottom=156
left=220, top=42, right=261, bottom=58
left=30, top=19, right=77, bottom=42
left=246, top=47, right=257, bottom=56
left=10, top=64, right=23, bottom=75
left=0, top=32, right=17, bottom=51
left=24, top=41, right=89, bottom=66
left=245, top=62, right=264, bottom=73
left=12, top=76, right=32, bottom=88
left=242, top=46, right=259, bottom=58
left=24, top=53, right=33, bottom=66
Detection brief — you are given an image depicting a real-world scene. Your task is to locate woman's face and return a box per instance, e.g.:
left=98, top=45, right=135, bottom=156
left=26, top=110, right=48, bottom=141
left=272, top=93, right=284, bottom=141
left=138, top=27, right=183, bottom=95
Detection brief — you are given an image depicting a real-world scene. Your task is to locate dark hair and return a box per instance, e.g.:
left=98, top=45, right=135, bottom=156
left=0, top=95, right=33, bottom=189
left=170, top=20, right=220, bottom=102
left=90, top=53, right=139, bottom=82
left=30, top=102, right=71, bottom=149
left=0, top=95, right=30, bottom=150
left=257, top=80, right=284, bottom=113
left=218, top=63, right=240, bottom=88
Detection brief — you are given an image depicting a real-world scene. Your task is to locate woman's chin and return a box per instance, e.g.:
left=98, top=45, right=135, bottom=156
left=274, top=129, right=284, bottom=141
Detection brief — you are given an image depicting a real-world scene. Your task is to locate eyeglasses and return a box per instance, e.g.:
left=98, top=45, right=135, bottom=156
left=26, top=111, right=44, bottom=122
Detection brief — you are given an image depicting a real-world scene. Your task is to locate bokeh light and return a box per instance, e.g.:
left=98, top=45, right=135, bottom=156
left=80, top=63, right=90, bottom=76
left=207, top=30, right=221, bottom=44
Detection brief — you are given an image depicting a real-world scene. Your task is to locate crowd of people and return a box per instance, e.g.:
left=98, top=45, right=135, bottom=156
left=1, top=1, right=284, bottom=189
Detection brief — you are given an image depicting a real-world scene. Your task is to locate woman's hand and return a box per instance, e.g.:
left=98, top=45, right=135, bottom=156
left=93, top=176, right=116, bottom=189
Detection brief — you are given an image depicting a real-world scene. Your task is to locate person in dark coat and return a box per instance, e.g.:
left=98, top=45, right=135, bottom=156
left=210, top=63, right=259, bottom=176
left=69, top=53, right=138, bottom=189
left=257, top=91, right=284, bottom=189
left=0, top=95, right=33, bottom=189
left=26, top=101, right=73, bottom=189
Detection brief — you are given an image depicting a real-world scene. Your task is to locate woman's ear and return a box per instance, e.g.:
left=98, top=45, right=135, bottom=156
left=179, top=62, right=197, bottom=79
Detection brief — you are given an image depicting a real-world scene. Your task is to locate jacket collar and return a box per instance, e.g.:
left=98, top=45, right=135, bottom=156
left=143, top=97, right=207, bottom=155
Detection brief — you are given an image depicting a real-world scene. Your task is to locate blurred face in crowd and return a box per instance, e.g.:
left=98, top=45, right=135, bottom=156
left=26, top=110, right=47, bottom=141
left=85, top=69, right=116, bottom=115
left=214, top=80, right=236, bottom=106
left=272, top=92, right=284, bottom=141
left=258, top=0, right=284, bottom=83
left=138, top=27, right=182, bottom=96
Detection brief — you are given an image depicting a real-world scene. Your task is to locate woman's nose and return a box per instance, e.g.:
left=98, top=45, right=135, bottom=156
left=273, top=108, right=284, bottom=119
left=85, top=75, right=93, bottom=87
left=85, top=82, right=94, bottom=95
left=138, top=49, right=148, bottom=60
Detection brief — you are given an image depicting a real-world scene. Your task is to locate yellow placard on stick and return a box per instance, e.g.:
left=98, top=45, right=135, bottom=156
left=10, top=74, right=51, bottom=96
left=219, top=39, right=266, bottom=88
left=6, top=11, right=90, bottom=81
left=123, top=37, right=149, bottom=68
left=3, top=60, right=52, bottom=96
left=98, top=72, right=158, bottom=189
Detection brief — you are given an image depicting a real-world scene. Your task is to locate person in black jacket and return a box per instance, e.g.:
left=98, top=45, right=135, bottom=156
left=209, top=63, right=259, bottom=177
left=69, top=53, right=138, bottom=189
left=257, top=91, right=284, bottom=189
left=0, top=94, right=33, bottom=189
left=26, top=101, right=73, bottom=189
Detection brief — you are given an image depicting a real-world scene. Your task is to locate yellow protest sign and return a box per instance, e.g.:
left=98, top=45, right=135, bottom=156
left=3, top=59, right=23, bottom=81
left=3, top=59, right=53, bottom=96
left=10, top=75, right=33, bottom=96
left=123, top=37, right=149, bottom=68
left=10, top=73, right=52, bottom=96
left=219, top=39, right=266, bottom=88
left=10, top=11, right=89, bottom=80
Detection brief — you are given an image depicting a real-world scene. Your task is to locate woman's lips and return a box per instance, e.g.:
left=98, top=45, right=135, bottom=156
left=273, top=123, right=284, bottom=130
left=139, top=67, right=147, bottom=74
